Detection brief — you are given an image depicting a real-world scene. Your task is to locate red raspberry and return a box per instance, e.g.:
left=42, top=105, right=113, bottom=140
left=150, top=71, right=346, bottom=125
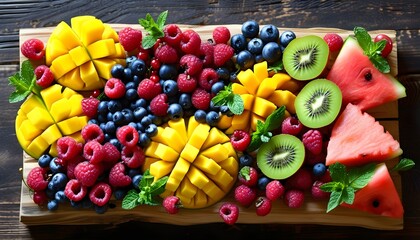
left=281, top=116, right=303, bottom=136
left=302, top=129, right=323, bottom=155
left=137, top=78, right=162, bottom=100
left=255, top=196, right=272, bottom=216
left=230, top=129, right=251, bottom=152
left=177, top=73, right=197, bottom=93
left=74, top=161, right=102, bottom=187
left=213, top=43, right=234, bottom=67
left=34, top=65, right=54, bottom=88
left=286, top=168, right=313, bottom=191
left=102, top=142, right=121, bottom=164
left=163, top=24, right=183, bottom=47
left=66, top=155, right=84, bottom=179
left=155, top=44, right=179, bottom=64
left=81, top=97, right=100, bottom=118
left=265, top=180, right=285, bottom=201
left=323, top=33, right=343, bottom=52
left=108, top=162, right=132, bottom=187
left=150, top=93, right=169, bottom=116
left=213, top=26, right=231, bottom=44
left=198, top=68, right=219, bottom=91
left=234, top=184, right=257, bottom=207
left=89, top=182, right=112, bottom=207
left=121, top=145, right=145, bottom=169
left=116, top=125, right=139, bottom=148
left=81, top=123, right=105, bottom=143
left=219, top=202, right=239, bottom=225
left=163, top=196, right=181, bottom=214
left=21, top=38, right=45, bottom=60
left=180, top=29, right=201, bottom=55
left=118, top=27, right=143, bottom=52
left=27, top=166, right=48, bottom=191
left=311, top=181, right=330, bottom=200
left=191, top=88, right=211, bottom=110
left=64, top=179, right=88, bottom=202
left=199, top=42, right=214, bottom=67
left=179, top=54, right=203, bottom=76
left=56, top=136, right=83, bottom=162
left=83, top=140, right=105, bottom=164
left=105, top=78, right=126, bottom=99
left=238, top=166, right=258, bottom=187
left=284, top=189, right=305, bottom=208
left=305, top=150, right=326, bottom=167
left=33, top=191, right=48, bottom=205
left=318, top=169, right=332, bottom=183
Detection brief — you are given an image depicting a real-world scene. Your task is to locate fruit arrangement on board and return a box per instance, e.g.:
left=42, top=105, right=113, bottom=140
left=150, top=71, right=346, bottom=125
left=10, top=11, right=416, bottom=224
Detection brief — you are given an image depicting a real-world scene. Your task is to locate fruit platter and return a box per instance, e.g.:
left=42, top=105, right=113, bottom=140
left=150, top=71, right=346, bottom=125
left=13, top=11, right=415, bottom=230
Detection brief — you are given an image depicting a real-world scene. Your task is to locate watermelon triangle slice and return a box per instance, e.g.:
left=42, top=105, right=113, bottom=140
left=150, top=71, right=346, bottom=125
left=326, top=103, right=402, bottom=167
left=341, top=163, right=404, bottom=219
left=327, top=37, right=406, bottom=111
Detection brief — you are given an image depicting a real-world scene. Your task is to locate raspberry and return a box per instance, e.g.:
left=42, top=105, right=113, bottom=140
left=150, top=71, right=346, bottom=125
left=219, top=202, right=239, bottom=225
left=34, top=65, right=54, bottom=88
left=74, top=161, right=102, bottom=187
left=213, top=26, right=231, bottom=44
left=150, top=93, right=169, bottom=116
left=163, top=196, right=181, bottom=214
left=56, top=136, right=83, bottom=162
left=121, top=145, right=145, bottom=169
left=265, top=180, right=285, bottom=201
left=66, top=155, right=84, bottom=179
left=105, top=78, right=126, bottom=99
left=27, top=166, right=48, bottom=191
left=21, top=38, right=45, bottom=60
left=180, top=29, right=201, bottom=55
left=118, top=27, right=143, bottom=52
left=198, top=68, right=219, bottom=91
left=311, top=181, right=330, bottom=200
left=81, top=123, right=105, bottom=143
left=102, top=142, right=121, bottom=164
left=83, top=140, right=105, bottom=164
left=213, top=43, right=234, bottom=67
left=116, top=125, right=139, bottom=148
left=284, top=189, right=305, bottom=208
left=108, top=162, right=132, bottom=187
left=302, top=129, right=323, bottom=155
left=179, top=54, right=203, bottom=76
left=177, top=73, right=197, bottom=93
left=238, top=166, right=258, bottom=187
left=81, top=97, right=100, bottom=118
left=191, top=88, right=211, bottom=110
left=230, top=129, right=251, bottom=152
left=234, top=184, right=257, bottom=207
left=318, top=169, right=332, bottom=183
left=64, top=179, right=88, bottom=202
left=323, top=33, right=343, bottom=52
left=163, top=24, right=183, bottom=47
left=255, top=196, right=272, bottom=216
left=305, top=150, right=326, bottom=167
left=33, top=191, right=48, bottom=205
left=89, top=182, right=112, bottom=207
left=281, top=116, right=303, bottom=136
left=137, top=79, right=162, bottom=100
left=155, top=44, right=179, bottom=64
left=199, top=42, right=214, bottom=67
left=286, top=168, right=313, bottom=191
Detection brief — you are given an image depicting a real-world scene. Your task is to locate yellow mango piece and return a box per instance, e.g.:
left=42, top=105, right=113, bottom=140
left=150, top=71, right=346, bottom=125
left=225, top=110, right=251, bottom=134
left=92, top=58, right=115, bottom=80
left=19, top=95, right=43, bottom=114
left=70, top=15, right=97, bottom=36
left=80, top=61, right=102, bottom=89
left=59, top=68, right=85, bottom=91
left=155, top=143, right=179, bottom=162
left=186, top=165, right=209, bottom=189
left=167, top=118, right=188, bottom=144
left=46, top=37, right=69, bottom=66
left=152, top=127, right=185, bottom=153
left=187, top=123, right=210, bottom=149
left=237, top=69, right=259, bottom=95
left=57, top=116, right=86, bottom=135
left=50, top=21, right=82, bottom=50
left=79, top=18, right=105, bottom=46
left=178, top=178, right=197, bottom=198
left=165, top=175, right=182, bottom=192
left=222, top=142, right=237, bottom=158
left=102, top=24, right=119, bottom=42
left=208, top=169, right=234, bottom=192
left=144, top=141, right=160, bottom=159
left=268, top=90, right=297, bottom=114
left=67, top=94, right=84, bottom=117
left=256, top=77, right=278, bottom=99
left=49, top=141, right=58, bottom=157
left=218, top=156, right=239, bottom=177
left=170, top=157, right=190, bottom=181
left=19, top=119, right=42, bottom=141
left=150, top=160, right=175, bottom=181
left=40, top=124, right=62, bottom=145
left=159, top=189, right=174, bottom=199
left=194, top=189, right=208, bottom=208
left=49, top=98, right=71, bottom=123
left=271, top=72, right=292, bottom=89
left=187, top=116, right=200, bottom=138
left=279, top=78, right=301, bottom=93
left=142, top=157, right=159, bottom=172
left=231, top=82, right=249, bottom=95
left=50, top=53, right=78, bottom=79
left=68, top=45, right=91, bottom=67
left=27, top=135, right=49, bottom=158
left=253, top=61, right=268, bottom=82
left=193, top=155, right=221, bottom=175
left=26, top=107, right=54, bottom=130
left=180, top=143, right=200, bottom=163
left=109, top=43, right=126, bottom=59
left=40, top=84, right=63, bottom=110
left=241, top=93, right=255, bottom=110
left=87, top=39, right=116, bottom=59
left=216, top=114, right=232, bottom=130
left=201, top=127, right=229, bottom=150
left=200, top=143, right=229, bottom=162
left=176, top=188, right=193, bottom=207
left=202, top=180, right=225, bottom=200
left=251, top=113, right=265, bottom=132
left=252, top=96, right=277, bottom=118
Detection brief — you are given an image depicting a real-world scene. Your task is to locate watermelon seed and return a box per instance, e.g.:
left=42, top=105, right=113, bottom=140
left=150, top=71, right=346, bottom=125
left=372, top=199, right=380, bottom=208
left=364, top=72, right=372, bottom=81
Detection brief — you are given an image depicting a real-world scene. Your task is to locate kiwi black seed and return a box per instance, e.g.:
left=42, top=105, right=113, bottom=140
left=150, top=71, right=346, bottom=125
left=294, top=78, right=342, bottom=128
left=257, top=134, right=305, bottom=180
left=282, top=35, right=329, bottom=81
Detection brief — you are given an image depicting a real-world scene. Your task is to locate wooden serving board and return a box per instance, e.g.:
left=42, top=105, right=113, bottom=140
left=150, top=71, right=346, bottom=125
left=19, top=24, right=403, bottom=230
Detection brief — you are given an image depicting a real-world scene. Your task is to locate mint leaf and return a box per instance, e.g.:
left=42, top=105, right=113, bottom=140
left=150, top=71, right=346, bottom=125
left=156, top=10, right=168, bottom=29
left=211, top=84, right=244, bottom=115
left=122, top=189, right=141, bottom=209
left=138, top=11, right=167, bottom=49
left=342, top=186, right=355, bottom=205
left=393, top=158, right=416, bottom=171
left=327, top=191, right=343, bottom=213
left=150, top=176, right=168, bottom=196
left=228, top=94, right=244, bottom=115
left=348, top=163, right=376, bottom=190
left=8, top=60, right=39, bottom=103
left=329, top=162, right=347, bottom=183
left=267, top=60, right=283, bottom=73
left=354, top=27, right=372, bottom=51
left=320, top=181, right=344, bottom=193
left=262, top=106, right=286, bottom=132
left=370, top=55, right=391, bottom=73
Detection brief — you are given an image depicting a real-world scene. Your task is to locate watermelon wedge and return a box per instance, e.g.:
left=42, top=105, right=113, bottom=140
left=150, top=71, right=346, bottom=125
left=341, top=163, right=404, bottom=219
left=326, top=103, right=402, bottom=166
left=327, top=37, right=406, bottom=111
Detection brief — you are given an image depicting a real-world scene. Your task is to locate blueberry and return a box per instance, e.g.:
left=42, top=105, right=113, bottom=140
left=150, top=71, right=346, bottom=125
left=123, top=67, right=133, bottom=81
left=114, top=188, right=127, bottom=200
left=130, top=59, right=147, bottom=77
left=132, top=174, right=143, bottom=189
left=241, top=20, right=260, bottom=38
left=239, top=154, right=254, bottom=168
left=257, top=176, right=271, bottom=190
left=194, top=110, right=207, bottom=123
left=163, top=79, right=178, bottom=97
left=247, top=38, right=264, bottom=55
left=220, top=105, right=233, bottom=116
left=109, top=138, right=122, bottom=150
left=125, top=88, right=138, bottom=101
left=126, top=56, right=137, bottom=67
left=130, top=98, right=147, bottom=110
left=133, top=107, right=148, bottom=121
left=313, top=163, right=327, bottom=177
left=167, top=103, right=184, bottom=120
left=121, top=108, right=134, bottom=123
left=88, top=118, right=99, bottom=125
left=236, top=50, right=255, bottom=70
left=112, top=111, right=125, bottom=125
left=97, top=101, right=108, bottom=114
left=49, top=157, right=64, bottom=174
left=55, top=190, right=68, bottom=203
left=211, top=81, right=225, bottom=95
left=259, top=24, right=279, bottom=43
left=279, top=30, right=296, bottom=48
left=254, top=54, right=265, bottom=63
left=145, top=123, right=158, bottom=137
left=125, top=80, right=137, bottom=90
left=104, top=121, right=116, bottom=135
left=38, top=154, right=52, bottom=168
left=178, top=93, right=192, bottom=110
left=70, top=200, right=82, bottom=209
left=205, top=111, right=220, bottom=127
left=216, top=67, right=230, bottom=81
left=94, top=204, right=108, bottom=214
left=262, top=42, right=282, bottom=63
left=209, top=101, right=220, bottom=112
left=230, top=34, right=247, bottom=52
left=48, top=172, right=68, bottom=192
left=111, top=64, right=125, bottom=79
left=140, top=115, right=153, bottom=126
left=107, top=100, right=122, bottom=113
left=149, top=114, right=164, bottom=126
left=159, top=64, right=178, bottom=80
left=47, top=200, right=59, bottom=211
left=138, top=132, right=151, bottom=148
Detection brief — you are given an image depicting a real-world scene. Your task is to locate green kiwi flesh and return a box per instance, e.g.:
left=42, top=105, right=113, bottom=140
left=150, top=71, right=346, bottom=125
left=282, top=35, right=329, bottom=81
left=295, top=78, right=342, bottom=128
left=257, top=134, right=305, bottom=180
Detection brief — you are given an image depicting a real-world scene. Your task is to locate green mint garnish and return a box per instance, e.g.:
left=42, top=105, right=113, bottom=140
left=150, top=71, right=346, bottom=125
left=267, top=60, right=284, bottom=73
left=211, top=83, right=244, bottom=115
left=122, top=170, right=168, bottom=209
left=8, top=60, right=41, bottom=103
left=247, top=106, right=286, bottom=152
left=138, top=10, right=168, bottom=49
left=392, top=158, right=415, bottom=172
left=353, top=26, right=391, bottom=73
left=320, top=162, right=376, bottom=213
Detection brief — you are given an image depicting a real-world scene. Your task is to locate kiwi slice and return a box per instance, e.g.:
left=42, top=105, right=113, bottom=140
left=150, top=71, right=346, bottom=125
left=257, top=134, right=305, bottom=180
left=282, top=35, right=329, bottom=81
left=294, top=78, right=342, bottom=128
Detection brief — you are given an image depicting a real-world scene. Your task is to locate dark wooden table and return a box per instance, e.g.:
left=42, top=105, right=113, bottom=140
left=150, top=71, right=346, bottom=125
left=1, top=1, right=420, bottom=239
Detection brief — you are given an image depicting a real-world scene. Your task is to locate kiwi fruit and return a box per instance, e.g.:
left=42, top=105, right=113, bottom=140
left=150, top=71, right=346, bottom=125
left=282, top=35, right=329, bottom=81
left=257, top=134, right=305, bottom=180
left=294, top=78, right=342, bottom=128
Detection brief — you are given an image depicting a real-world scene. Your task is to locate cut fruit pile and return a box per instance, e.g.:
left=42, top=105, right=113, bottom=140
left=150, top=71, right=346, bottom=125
left=11, top=11, right=415, bottom=224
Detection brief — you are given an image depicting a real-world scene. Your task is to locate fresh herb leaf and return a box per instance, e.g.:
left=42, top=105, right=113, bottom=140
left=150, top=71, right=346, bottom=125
left=267, top=60, right=283, bottom=73
left=326, top=191, right=343, bottom=213
left=369, top=54, right=391, bottom=73
left=8, top=60, right=41, bottom=103
left=262, top=105, right=285, bottom=132
left=150, top=176, right=169, bottom=196
left=329, top=162, right=347, bottom=184
left=138, top=11, right=168, bottom=49
left=348, top=163, right=376, bottom=190
left=211, top=84, right=244, bottom=115
left=393, top=158, right=416, bottom=171
left=354, top=27, right=372, bottom=51
left=122, top=189, right=141, bottom=209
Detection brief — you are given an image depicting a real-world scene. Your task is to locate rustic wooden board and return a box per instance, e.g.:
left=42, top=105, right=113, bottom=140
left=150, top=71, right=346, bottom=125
left=19, top=24, right=403, bottom=230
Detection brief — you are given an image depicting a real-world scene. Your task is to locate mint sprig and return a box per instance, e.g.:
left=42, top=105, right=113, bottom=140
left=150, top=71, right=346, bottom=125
left=211, top=84, right=244, bottom=115
left=392, top=158, right=415, bottom=172
left=8, top=60, right=41, bottom=103
left=247, top=106, right=286, bottom=152
left=139, top=11, right=168, bottom=49
left=353, top=26, right=391, bottom=73
left=122, top=170, right=168, bottom=209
